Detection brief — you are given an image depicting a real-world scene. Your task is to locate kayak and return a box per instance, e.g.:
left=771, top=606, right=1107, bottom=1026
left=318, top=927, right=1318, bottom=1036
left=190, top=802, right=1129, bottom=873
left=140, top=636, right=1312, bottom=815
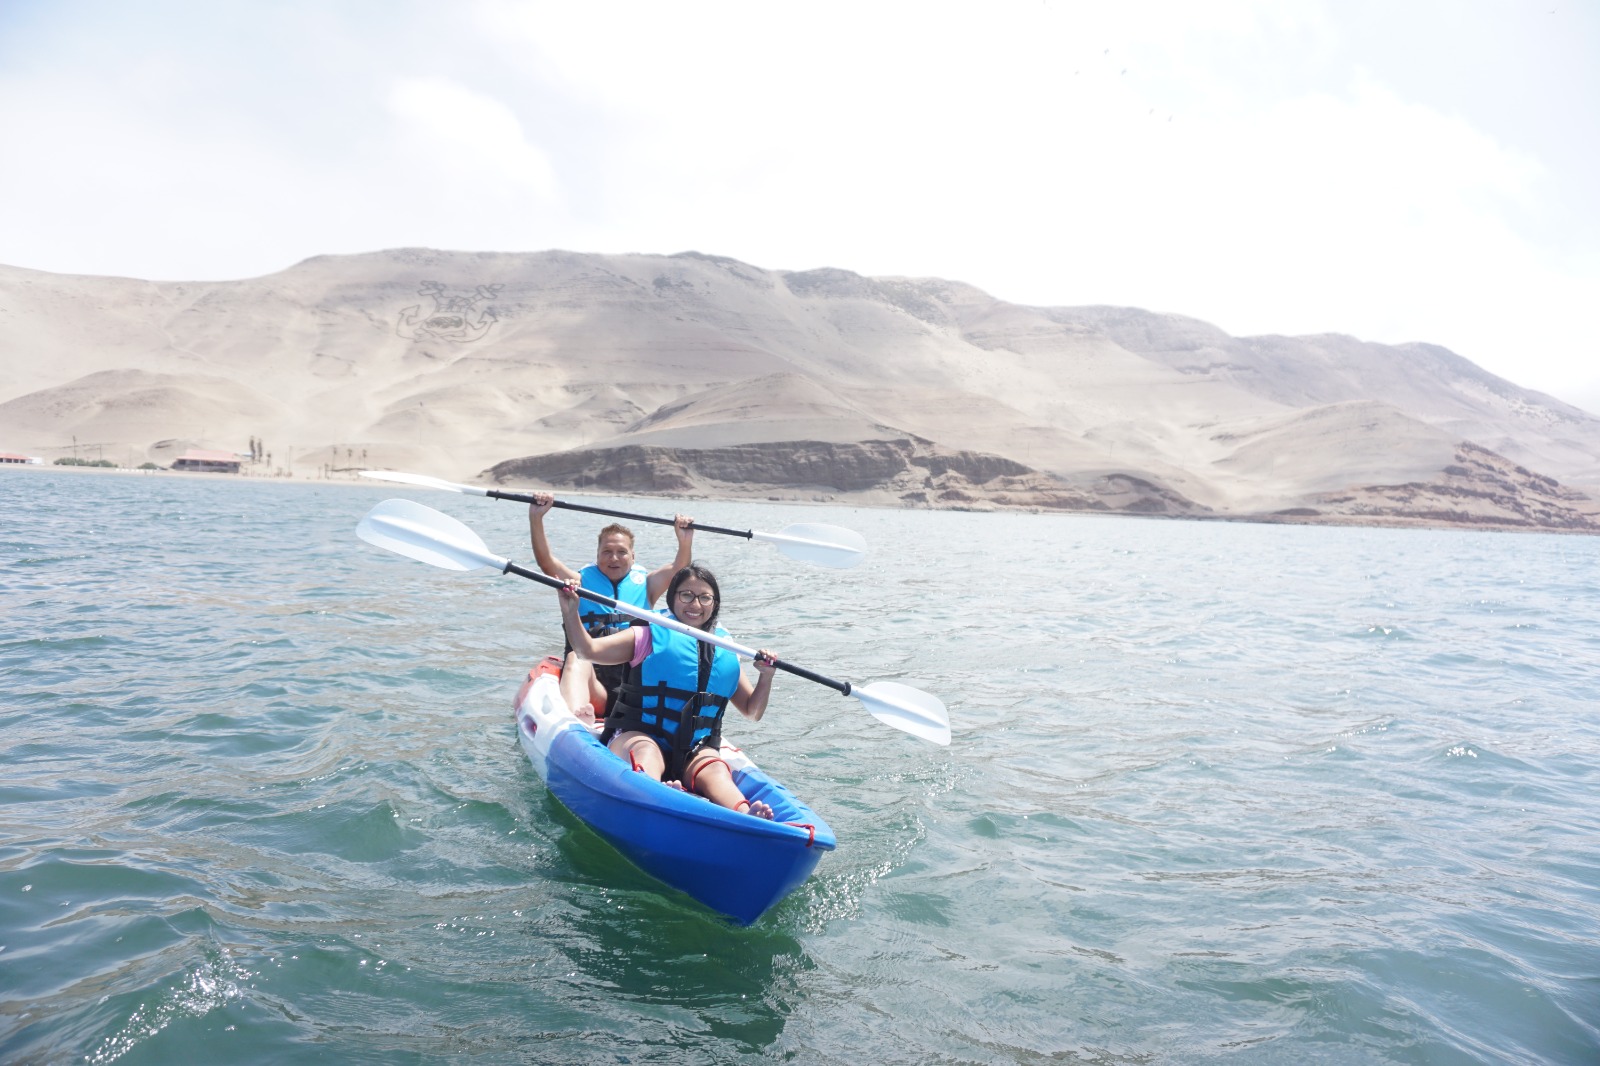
left=512, top=656, right=837, bottom=925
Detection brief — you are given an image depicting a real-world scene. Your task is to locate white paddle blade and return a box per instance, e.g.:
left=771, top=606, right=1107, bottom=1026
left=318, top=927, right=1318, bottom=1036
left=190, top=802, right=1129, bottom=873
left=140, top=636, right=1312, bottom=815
left=852, top=682, right=951, bottom=746
left=754, top=523, right=868, bottom=569
left=357, top=498, right=505, bottom=572
left=357, top=470, right=487, bottom=496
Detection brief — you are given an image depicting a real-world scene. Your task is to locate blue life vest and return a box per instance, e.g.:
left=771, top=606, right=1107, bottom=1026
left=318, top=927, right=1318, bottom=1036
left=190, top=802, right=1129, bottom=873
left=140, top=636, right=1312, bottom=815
left=608, top=618, right=741, bottom=773
left=577, top=563, right=650, bottom=637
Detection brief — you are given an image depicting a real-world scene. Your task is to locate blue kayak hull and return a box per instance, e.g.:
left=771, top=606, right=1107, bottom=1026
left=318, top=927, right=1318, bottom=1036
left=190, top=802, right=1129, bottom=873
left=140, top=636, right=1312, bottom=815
left=514, top=660, right=835, bottom=925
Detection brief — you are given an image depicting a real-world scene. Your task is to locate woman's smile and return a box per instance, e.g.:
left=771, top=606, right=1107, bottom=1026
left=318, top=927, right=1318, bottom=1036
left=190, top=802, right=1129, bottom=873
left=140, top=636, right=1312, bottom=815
left=673, top=578, right=716, bottom=626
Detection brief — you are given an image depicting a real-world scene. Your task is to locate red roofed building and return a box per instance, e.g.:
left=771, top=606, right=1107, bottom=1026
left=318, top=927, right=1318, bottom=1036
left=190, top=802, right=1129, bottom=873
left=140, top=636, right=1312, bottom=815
left=171, top=449, right=243, bottom=473
left=1, top=452, right=41, bottom=464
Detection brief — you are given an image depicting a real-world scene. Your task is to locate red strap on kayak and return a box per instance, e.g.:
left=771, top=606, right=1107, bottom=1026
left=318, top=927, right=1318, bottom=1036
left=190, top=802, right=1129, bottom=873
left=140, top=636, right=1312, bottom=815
left=785, top=822, right=816, bottom=847
left=629, top=748, right=642, bottom=773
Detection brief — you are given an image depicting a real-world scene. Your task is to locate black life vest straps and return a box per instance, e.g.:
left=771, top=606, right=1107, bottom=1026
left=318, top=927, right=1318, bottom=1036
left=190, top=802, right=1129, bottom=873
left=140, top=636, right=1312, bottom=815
left=604, top=641, right=730, bottom=774
left=582, top=610, right=633, bottom=637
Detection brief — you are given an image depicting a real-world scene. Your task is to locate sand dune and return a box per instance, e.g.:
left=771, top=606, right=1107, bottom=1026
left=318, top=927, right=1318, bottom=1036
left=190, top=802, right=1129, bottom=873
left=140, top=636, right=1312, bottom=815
left=0, top=367, right=287, bottom=442
left=585, top=373, right=908, bottom=450
left=1209, top=401, right=1462, bottom=505
left=3, top=248, right=1598, bottom=532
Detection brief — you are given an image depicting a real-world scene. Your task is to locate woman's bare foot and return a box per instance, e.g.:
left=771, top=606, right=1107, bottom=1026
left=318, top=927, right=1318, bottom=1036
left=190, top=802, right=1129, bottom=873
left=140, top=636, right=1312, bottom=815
left=743, top=799, right=774, bottom=820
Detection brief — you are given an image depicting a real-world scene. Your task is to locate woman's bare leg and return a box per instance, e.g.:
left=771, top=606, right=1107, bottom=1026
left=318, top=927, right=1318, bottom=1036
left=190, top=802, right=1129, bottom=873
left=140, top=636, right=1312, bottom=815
left=684, top=750, right=773, bottom=818
left=609, top=730, right=670, bottom=783
left=559, top=653, right=599, bottom=725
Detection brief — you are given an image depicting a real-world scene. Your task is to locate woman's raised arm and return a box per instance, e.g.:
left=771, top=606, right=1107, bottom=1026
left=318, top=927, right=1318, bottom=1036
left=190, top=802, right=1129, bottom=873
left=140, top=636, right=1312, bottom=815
left=558, top=582, right=637, bottom=666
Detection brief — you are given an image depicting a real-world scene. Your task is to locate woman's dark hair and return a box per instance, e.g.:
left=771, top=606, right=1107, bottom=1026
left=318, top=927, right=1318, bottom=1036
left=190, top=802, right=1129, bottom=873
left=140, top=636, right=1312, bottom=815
left=667, top=563, right=721, bottom=629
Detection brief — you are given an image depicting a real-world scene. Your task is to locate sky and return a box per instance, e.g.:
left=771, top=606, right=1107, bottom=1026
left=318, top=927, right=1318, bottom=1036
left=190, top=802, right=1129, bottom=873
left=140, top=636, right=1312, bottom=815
left=2, top=0, right=1597, bottom=411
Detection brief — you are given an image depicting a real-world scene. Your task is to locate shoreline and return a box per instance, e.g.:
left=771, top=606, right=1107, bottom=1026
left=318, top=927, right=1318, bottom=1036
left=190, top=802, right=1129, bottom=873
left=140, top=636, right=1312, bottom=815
left=9, top=462, right=1595, bottom=536
left=2, top=462, right=388, bottom=487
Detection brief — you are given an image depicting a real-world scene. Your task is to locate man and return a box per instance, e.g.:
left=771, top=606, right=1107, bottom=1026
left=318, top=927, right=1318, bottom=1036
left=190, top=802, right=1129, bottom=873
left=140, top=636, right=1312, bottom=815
left=528, top=493, right=694, bottom=724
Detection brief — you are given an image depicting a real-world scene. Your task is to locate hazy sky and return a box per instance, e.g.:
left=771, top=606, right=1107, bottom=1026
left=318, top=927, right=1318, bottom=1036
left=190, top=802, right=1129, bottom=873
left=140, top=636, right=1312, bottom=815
left=3, top=0, right=1597, bottom=410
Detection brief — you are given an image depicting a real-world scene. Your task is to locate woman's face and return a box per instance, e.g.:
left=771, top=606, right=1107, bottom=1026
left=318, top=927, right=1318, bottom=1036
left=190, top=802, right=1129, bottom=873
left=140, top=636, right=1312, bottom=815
left=671, top=575, right=717, bottom=629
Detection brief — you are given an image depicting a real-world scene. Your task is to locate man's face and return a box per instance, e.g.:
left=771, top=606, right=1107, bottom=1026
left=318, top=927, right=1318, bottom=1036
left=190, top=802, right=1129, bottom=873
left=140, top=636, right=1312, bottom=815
left=596, top=533, right=635, bottom=580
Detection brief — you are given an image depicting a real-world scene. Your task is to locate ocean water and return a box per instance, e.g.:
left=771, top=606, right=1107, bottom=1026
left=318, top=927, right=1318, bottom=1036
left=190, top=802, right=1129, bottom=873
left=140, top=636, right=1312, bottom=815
left=2, top=468, right=1598, bottom=1065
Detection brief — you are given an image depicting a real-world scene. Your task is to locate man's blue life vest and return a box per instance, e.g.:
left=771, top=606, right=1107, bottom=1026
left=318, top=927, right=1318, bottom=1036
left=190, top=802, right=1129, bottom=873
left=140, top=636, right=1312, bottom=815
left=577, top=563, right=650, bottom=637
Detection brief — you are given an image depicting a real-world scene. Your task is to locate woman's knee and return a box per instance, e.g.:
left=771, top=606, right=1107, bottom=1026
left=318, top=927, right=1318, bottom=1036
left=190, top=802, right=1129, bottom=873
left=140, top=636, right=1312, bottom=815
left=611, top=732, right=664, bottom=772
left=685, top=752, right=731, bottom=792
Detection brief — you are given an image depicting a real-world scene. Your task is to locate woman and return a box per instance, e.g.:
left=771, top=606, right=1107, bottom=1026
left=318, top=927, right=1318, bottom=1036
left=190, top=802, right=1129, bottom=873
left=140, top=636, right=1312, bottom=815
left=558, top=563, right=778, bottom=819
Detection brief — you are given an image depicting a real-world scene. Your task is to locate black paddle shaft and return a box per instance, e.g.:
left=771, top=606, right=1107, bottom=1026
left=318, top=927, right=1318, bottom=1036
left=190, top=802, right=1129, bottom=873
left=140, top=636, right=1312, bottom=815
left=485, top=489, right=753, bottom=540
left=498, top=559, right=853, bottom=698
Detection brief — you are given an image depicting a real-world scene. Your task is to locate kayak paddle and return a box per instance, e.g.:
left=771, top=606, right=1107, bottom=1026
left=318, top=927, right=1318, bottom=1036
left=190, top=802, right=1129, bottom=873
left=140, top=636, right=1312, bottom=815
left=358, top=469, right=866, bottom=570
left=357, top=498, right=950, bottom=746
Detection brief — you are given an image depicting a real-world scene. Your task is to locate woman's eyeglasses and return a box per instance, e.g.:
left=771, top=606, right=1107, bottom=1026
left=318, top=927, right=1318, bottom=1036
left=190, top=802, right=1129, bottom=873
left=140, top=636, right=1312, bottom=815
left=675, top=590, right=716, bottom=606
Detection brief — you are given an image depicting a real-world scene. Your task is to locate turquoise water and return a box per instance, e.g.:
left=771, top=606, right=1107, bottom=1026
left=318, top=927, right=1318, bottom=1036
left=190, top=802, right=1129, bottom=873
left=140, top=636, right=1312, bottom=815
left=3, top=468, right=1598, bottom=1064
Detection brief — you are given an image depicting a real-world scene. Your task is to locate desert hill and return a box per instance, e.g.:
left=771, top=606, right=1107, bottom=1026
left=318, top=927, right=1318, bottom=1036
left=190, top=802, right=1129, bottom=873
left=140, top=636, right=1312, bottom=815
left=3, top=247, right=1598, bottom=532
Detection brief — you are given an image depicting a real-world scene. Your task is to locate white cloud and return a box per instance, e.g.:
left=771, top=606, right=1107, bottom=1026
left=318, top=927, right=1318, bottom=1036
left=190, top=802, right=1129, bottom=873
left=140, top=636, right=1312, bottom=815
left=385, top=76, right=560, bottom=202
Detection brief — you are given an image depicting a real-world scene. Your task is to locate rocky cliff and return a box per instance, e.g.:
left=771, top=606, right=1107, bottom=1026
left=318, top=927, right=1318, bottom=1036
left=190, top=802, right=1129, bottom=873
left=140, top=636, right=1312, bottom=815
left=487, top=438, right=1204, bottom=515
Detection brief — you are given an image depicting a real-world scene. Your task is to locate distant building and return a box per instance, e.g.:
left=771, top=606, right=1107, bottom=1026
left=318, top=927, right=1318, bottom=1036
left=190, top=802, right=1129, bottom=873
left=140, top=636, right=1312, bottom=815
left=0, top=452, right=40, bottom=465
left=170, top=449, right=244, bottom=473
